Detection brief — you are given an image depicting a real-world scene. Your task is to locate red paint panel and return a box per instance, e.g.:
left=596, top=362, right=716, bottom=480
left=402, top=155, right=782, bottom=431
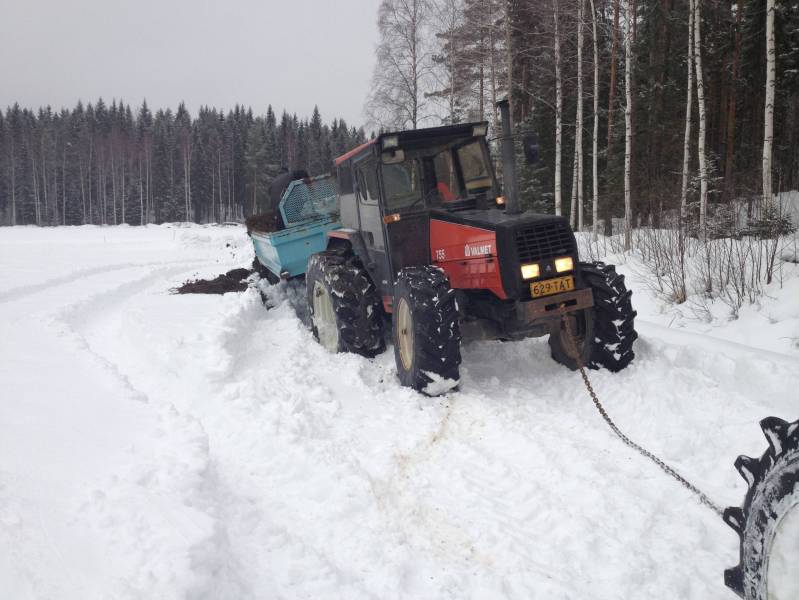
left=429, top=219, right=507, bottom=299
left=327, top=230, right=351, bottom=240
left=333, top=140, right=375, bottom=166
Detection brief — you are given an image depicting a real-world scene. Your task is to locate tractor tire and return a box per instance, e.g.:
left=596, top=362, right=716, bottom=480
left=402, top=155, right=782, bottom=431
left=724, top=417, right=799, bottom=600
left=305, top=250, right=384, bottom=357
left=252, top=257, right=280, bottom=285
left=549, top=261, right=637, bottom=372
left=392, top=266, right=461, bottom=396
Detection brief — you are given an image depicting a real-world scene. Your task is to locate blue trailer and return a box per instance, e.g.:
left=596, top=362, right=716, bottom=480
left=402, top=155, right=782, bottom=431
left=249, top=175, right=341, bottom=280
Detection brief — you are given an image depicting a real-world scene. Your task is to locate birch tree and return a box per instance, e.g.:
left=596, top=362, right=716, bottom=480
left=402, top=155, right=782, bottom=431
left=366, top=0, right=433, bottom=130
left=762, top=0, right=776, bottom=202
left=692, top=0, right=708, bottom=235
left=679, top=0, right=694, bottom=219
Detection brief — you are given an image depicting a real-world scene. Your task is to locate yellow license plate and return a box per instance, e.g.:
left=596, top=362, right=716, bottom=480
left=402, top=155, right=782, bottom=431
left=530, top=275, right=575, bottom=298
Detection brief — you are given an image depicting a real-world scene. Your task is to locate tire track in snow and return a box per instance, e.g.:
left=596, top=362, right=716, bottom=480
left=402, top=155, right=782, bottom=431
left=0, top=258, right=202, bottom=305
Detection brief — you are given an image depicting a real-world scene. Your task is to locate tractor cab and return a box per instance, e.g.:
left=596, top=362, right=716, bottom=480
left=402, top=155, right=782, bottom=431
left=333, top=123, right=503, bottom=297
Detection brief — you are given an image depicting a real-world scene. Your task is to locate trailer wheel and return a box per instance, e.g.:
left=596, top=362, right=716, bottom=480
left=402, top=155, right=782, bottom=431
left=724, top=417, right=799, bottom=600
left=305, top=250, right=384, bottom=357
left=393, top=266, right=461, bottom=396
left=549, top=261, right=637, bottom=372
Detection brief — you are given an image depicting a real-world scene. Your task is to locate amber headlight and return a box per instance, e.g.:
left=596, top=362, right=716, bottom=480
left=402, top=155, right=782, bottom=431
left=554, top=257, right=574, bottom=273
left=521, top=263, right=540, bottom=280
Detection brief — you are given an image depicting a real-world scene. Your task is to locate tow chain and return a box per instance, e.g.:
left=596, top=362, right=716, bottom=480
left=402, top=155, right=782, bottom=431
left=560, top=314, right=724, bottom=517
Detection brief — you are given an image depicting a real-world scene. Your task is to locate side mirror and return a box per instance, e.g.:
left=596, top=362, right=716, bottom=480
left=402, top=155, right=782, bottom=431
left=522, top=133, right=539, bottom=165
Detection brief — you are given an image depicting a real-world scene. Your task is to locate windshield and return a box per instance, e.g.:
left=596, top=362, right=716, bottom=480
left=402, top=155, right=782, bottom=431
left=379, top=138, right=495, bottom=210
left=456, top=141, right=493, bottom=195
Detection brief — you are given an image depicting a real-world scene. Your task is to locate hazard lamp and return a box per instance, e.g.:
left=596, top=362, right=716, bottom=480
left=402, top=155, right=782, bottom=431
left=554, top=257, right=574, bottom=273
left=496, top=195, right=505, bottom=206
left=520, top=263, right=540, bottom=280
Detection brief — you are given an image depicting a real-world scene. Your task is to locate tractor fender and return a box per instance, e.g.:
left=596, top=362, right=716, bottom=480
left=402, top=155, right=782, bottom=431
left=326, top=229, right=372, bottom=271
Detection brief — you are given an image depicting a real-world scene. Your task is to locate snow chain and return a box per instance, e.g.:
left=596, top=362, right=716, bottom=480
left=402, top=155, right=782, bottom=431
left=560, top=314, right=724, bottom=517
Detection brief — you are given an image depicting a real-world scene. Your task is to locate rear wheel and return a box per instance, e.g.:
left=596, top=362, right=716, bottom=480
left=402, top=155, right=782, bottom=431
left=549, top=261, right=637, bottom=372
left=393, top=266, right=461, bottom=395
left=305, top=250, right=384, bottom=357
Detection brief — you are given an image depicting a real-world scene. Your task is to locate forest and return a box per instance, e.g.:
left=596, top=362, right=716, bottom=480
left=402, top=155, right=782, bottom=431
left=366, top=0, right=799, bottom=236
left=1, top=0, right=797, bottom=232
left=0, top=102, right=366, bottom=226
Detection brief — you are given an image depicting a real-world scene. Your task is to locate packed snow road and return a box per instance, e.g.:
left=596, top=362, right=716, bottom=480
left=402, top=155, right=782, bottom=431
left=1, top=225, right=797, bottom=599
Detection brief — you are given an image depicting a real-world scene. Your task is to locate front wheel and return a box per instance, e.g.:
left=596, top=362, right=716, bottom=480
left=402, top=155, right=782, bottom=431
left=393, top=266, right=461, bottom=395
left=549, top=261, right=637, bottom=372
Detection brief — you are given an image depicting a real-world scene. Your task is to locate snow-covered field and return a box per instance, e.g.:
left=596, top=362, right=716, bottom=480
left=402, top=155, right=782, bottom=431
left=1, top=224, right=797, bottom=599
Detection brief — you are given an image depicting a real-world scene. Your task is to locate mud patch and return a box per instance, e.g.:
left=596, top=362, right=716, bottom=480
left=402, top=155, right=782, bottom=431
left=173, top=268, right=252, bottom=295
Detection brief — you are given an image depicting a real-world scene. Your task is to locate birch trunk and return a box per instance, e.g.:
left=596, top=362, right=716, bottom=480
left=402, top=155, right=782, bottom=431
left=554, top=0, right=562, bottom=216
left=607, top=0, right=620, bottom=148
left=692, top=0, right=708, bottom=235
left=623, top=0, right=633, bottom=250
left=590, top=0, right=599, bottom=238
left=762, top=0, right=775, bottom=202
left=680, top=0, right=694, bottom=219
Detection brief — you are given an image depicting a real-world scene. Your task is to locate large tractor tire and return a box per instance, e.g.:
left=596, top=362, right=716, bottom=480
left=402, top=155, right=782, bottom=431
left=549, top=261, right=637, bottom=372
left=724, top=417, right=799, bottom=600
left=305, top=250, right=384, bottom=357
left=392, top=266, right=461, bottom=396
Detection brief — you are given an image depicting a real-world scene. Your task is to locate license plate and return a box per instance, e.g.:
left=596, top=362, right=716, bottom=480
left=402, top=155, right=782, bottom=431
left=530, top=275, right=575, bottom=298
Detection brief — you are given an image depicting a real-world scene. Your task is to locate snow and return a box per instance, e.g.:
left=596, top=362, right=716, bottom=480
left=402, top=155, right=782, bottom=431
left=1, top=224, right=797, bottom=599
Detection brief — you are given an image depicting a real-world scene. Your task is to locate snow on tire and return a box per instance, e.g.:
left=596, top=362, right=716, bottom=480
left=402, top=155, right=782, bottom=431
left=305, top=250, right=385, bottom=357
left=392, top=266, right=461, bottom=396
left=724, top=417, right=799, bottom=600
left=549, top=261, right=637, bottom=372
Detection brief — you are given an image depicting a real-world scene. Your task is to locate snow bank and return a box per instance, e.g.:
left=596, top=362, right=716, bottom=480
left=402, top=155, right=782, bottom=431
left=1, top=224, right=797, bottom=599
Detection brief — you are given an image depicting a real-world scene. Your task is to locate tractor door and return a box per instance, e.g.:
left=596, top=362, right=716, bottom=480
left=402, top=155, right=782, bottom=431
left=353, top=157, right=391, bottom=290
left=379, top=156, right=430, bottom=279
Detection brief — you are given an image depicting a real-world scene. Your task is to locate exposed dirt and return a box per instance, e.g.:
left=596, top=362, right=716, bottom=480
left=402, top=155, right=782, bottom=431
left=172, top=268, right=252, bottom=295
left=245, top=213, right=279, bottom=235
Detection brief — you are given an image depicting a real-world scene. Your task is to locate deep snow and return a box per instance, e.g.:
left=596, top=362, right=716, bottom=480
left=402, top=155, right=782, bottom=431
left=0, top=224, right=797, bottom=599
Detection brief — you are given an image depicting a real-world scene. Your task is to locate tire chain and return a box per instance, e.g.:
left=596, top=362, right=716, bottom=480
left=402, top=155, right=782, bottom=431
left=561, top=314, right=724, bottom=517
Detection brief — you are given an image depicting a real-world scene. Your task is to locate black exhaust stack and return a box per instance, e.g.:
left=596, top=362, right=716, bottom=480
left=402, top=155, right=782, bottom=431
left=497, top=98, right=520, bottom=215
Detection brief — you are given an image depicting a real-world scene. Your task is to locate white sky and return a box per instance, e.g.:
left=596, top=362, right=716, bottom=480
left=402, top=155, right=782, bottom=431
left=0, top=0, right=379, bottom=127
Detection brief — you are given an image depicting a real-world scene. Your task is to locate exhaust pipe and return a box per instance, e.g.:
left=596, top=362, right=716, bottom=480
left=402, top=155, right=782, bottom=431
left=497, top=99, right=520, bottom=215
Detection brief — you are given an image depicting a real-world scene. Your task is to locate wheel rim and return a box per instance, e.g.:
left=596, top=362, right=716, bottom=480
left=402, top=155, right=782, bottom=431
left=396, top=297, right=414, bottom=371
left=767, top=500, right=799, bottom=600
left=312, top=280, right=339, bottom=352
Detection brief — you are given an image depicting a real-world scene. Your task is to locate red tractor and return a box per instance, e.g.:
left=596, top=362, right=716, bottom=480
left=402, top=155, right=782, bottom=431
left=306, top=101, right=637, bottom=394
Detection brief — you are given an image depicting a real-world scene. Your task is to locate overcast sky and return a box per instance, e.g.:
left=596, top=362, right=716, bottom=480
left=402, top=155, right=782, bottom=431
left=0, top=0, right=379, bottom=127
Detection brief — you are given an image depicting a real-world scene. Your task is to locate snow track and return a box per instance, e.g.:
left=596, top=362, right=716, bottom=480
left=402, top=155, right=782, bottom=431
left=1, top=225, right=797, bottom=599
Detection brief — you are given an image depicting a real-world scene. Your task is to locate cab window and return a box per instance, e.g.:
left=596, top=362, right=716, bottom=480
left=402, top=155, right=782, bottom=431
left=432, top=150, right=462, bottom=202
left=356, top=161, right=379, bottom=204
left=456, top=141, right=492, bottom=194
left=382, top=159, right=421, bottom=210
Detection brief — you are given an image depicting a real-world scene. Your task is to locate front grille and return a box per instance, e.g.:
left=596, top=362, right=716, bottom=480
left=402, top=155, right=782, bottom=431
left=515, top=221, right=576, bottom=263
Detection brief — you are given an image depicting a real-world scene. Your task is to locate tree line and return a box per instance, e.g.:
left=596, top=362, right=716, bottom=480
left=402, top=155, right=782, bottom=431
left=0, top=101, right=367, bottom=226
left=367, top=0, right=799, bottom=241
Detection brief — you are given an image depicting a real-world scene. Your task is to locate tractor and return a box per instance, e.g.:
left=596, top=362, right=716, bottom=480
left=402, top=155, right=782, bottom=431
left=305, top=101, right=637, bottom=395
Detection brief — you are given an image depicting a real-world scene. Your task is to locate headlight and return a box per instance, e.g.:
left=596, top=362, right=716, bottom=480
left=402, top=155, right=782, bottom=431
left=382, top=135, right=399, bottom=149
left=554, top=257, right=574, bottom=273
left=472, top=124, right=488, bottom=137
left=496, top=195, right=505, bottom=205
left=521, top=263, right=540, bottom=280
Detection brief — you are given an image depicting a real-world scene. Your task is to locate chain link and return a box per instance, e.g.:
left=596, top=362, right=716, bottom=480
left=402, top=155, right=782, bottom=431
left=560, top=314, right=724, bottom=517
